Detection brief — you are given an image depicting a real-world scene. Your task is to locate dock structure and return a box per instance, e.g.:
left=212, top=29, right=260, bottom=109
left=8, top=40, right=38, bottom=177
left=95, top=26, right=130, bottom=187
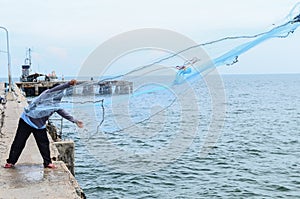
left=99, top=80, right=133, bottom=95
left=16, top=80, right=133, bottom=97
left=16, top=81, right=67, bottom=97
left=0, top=83, right=85, bottom=199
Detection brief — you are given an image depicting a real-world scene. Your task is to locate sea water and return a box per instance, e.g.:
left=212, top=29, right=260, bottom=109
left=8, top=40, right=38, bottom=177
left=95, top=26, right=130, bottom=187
left=57, top=74, right=299, bottom=198
left=5, top=74, right=300, bottom=198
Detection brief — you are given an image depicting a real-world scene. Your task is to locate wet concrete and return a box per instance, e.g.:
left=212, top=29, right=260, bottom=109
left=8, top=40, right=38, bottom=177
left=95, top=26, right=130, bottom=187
left=0, top=162, right=82, bottom=199
left=0, top=83, right=84, bottom=199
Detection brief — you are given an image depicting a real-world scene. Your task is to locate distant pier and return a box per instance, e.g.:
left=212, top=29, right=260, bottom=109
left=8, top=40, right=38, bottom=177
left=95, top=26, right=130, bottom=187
left=16, top=81, right=66, bottom=96
left=16, top=80, right=133, bottom=97
left=99, top=80, right=133, bottom=95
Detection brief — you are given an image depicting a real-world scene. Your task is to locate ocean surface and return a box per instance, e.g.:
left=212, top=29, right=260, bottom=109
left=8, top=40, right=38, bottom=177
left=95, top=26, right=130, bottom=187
left=64, top=74, right=300, bottom=198
left=3, top=74, right=300, bottom=198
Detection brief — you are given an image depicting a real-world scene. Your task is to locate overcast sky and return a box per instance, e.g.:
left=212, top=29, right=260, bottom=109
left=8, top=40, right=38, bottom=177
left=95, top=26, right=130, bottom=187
left=0, top=0, right=300, bottom=78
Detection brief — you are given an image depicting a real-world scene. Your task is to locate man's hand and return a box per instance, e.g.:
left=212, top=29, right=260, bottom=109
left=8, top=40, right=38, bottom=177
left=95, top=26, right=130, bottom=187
left=76, top=121, right=84, bottom=128
left=69, top=79, right=77, bottom=86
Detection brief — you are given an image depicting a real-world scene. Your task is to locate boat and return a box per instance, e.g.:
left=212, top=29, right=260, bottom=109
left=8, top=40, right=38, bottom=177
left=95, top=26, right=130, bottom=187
left=17, top=48, right=63, bottom=96
left=20, top=48, right=52, bottom=82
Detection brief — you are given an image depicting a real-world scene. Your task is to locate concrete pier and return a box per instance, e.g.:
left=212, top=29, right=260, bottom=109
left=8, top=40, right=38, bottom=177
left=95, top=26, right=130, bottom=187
left=16, top=81, right=66, bottom=97
left=0, top=83, right=85, bottom=199
left=16, top=80, right=134, bottom=97
left=99, top=80, right=133, bottom=95
left=54, top=141, right=75, bottom=176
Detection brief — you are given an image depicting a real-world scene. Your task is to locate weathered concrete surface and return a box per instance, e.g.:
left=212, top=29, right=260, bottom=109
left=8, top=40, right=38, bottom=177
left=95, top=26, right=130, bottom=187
left=0, top=83, right=84, bottom=199
left=55, top=141, right=75, bottom=176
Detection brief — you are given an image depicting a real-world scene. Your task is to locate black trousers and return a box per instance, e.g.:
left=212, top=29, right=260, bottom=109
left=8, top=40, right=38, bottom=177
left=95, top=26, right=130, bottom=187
left=7, top=118, right=51, bottom=167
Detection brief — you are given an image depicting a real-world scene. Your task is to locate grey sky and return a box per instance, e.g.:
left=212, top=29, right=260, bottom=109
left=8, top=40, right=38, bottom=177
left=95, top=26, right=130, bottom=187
left=0, top=0, right=299, bottom=78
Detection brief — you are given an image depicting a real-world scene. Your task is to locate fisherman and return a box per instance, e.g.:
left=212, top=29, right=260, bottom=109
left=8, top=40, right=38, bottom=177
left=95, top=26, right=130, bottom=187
left=4, top=79, right=84, bottom=169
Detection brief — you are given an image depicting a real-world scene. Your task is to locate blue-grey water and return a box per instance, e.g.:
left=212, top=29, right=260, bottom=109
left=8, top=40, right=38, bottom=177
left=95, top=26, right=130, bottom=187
left=61, top=74, right=300, bottom=198
left=60, top=74, right=300, bottom=198
left=4, top=74, right=300, bottom=198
